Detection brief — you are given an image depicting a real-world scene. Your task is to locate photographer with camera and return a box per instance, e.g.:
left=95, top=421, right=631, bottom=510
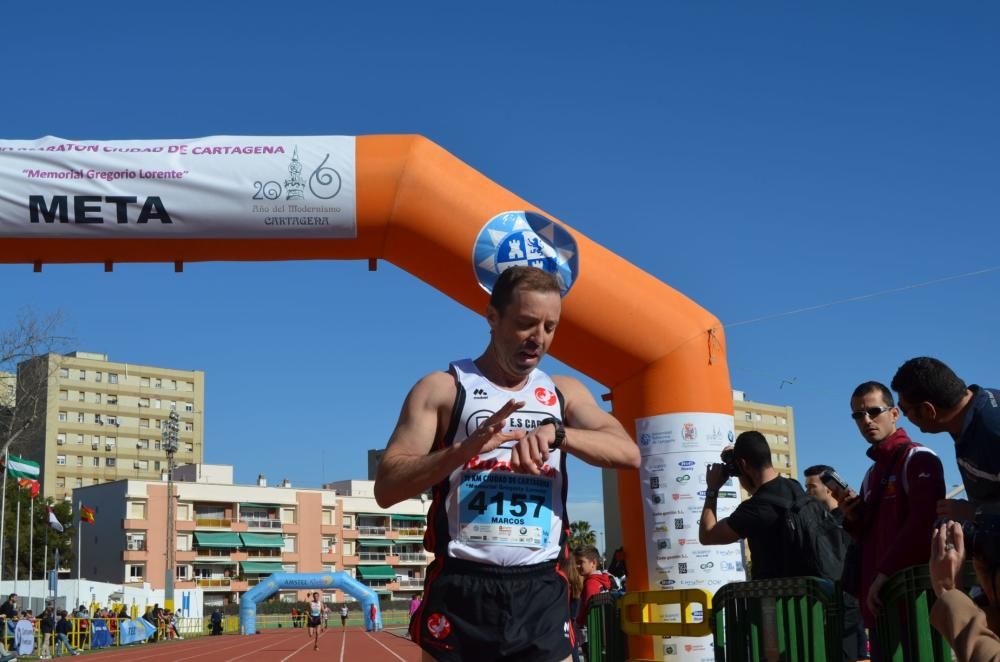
left=929, top=517, right=1000, bottom=660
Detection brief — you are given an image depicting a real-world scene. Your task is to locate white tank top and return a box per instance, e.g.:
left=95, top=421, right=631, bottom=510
left=424, top=359, right=568, bottom=566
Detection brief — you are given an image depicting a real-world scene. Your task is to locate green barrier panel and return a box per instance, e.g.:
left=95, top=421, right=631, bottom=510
left=711, top=577, right=843, bottom=662
left=873, top=563, right=977, bottom=662
left=585, top=592, right=627, bottom=662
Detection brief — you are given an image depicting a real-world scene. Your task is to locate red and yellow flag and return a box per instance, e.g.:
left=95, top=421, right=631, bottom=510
left=17, top=478, right=39, bottom=499
left=80, top=505, right=96, bottom=524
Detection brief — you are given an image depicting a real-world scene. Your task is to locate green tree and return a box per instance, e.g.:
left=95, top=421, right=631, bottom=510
left=569, top=520, right=597, bottom=551
left=0, top=476, right=74, bottom=580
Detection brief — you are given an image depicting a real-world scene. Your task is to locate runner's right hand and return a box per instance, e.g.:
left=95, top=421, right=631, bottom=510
left=462, top=399, right=526, bottom=455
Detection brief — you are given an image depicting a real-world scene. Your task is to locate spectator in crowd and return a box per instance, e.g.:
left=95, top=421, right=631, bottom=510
left=13, top=612, right=33, bottom=657
left=54, top=610, right=81, bottom=657
left=0, top=594, right=17, bottom=640
left=892, top=357, right=1000, bottom=521
left=928, top=519, right=1000, bottom=660
left=575, top=545, right=612, bottom=630
left=209, top=609, right=224, bottom=636
left=39, top=606, right=57, bottom=660
left=837, top=381, right=944, bottom=648
left=804, top=464, right=868, bottom=661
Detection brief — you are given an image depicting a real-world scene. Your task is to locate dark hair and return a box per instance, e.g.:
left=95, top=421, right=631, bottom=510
left=489, top=266, right=561, bottom=314
left=733, top=431, right=772, bottom=471
left=851, top=381, right=895, bottom=408
left=574, top=544, right=601, bottom=565
left=891, top=357, right=967, bottom=409
left=803, top=464, right=834, bottom=478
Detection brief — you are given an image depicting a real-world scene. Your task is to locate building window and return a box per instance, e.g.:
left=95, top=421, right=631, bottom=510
left=106, top=458, right=116, bottom=467
left=342, top=515, right=353, bottom=529
left=59, top=390, right=68, bottom=401
left=95, top=372, right=102, bottom=383
left=105, top=437, right=116, bottom=450
left=75, top=434, right=84, bottom=445
left=135, top=460, right=148, bottom=471
left=154, top=378, right=162, bottom=389
left=176, top=503, right=191, bottom=520
left=107, top=395, right=117, bottom=405
left=94, top=414, right=102, bottom=425
left=56, top=455, right=66, bottom=465
left=56, top=478, right=65, bottom=489
left=282, top=535, right=296, bottom=553
left=169, top=401, right=177, bottom=411
left=282, top=563, right=296, bottom=573
left=321, top=509, right=334, bottom=526
left=280, top=508, right=296, bottom=524
left=184, top=422, right=194, bottom=432
left=139, top=397, right=149, bottom=408
left=76, top=456, right=83, bottom=466
left=139, top=419, right=150, bottom=429
left=74, top=478, right=82, bottom=488
left=128, top=502, right=146, bottom=519
left=176, top=565, right=189, bottom=579
left=155, top=419, right=162, bottom=430
left=185, top=402, right=193, bottom=412
left=92, top=457, right=100, bottom=467
left=177, top=534, right=191, bottom=551
left=153, top=399, right=161, bottom=409
left=58, top=412, right=67, bottom=422
left=322, top=537, right=337, bottom=553
left=169, top=380, right=177, bottom=390
left=154, top=440, right=161, bottom=451
left=59, top=368, right=69, bottom=378
left=184, top=443, right=194, bottom=453
left=343, top=542, right=354, bottom=556
left=79, top=370, right=86, bottom=380
left=140, top=377, right=149, bottom=387
left=154, top=461, right=161, bottom=471
left=126, top=532, right=146, bottom=551
left=57, top=434, right=66, bottom=445
left=77, top=412, right=85, bottom=423
left=127, top=564, right=144, bottom=581
left=94, top=393, right=101, bottom=405
left=137, top=439, right=149, bottom=449
left=108, top=373, right=118, bottom=384
left=78, top=391, right=85, bottom=402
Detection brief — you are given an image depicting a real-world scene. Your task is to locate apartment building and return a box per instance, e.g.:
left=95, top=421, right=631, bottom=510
left=16, top=351, right=205, bottom=500
left=74, top=466, right=430, bottom=610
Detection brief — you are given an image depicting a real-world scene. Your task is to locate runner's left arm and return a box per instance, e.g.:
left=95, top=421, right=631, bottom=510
left=550, top=376, right=640, bottom=469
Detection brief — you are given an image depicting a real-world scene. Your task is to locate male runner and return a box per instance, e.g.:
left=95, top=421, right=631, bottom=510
left=307, top=592, right=323, bottom=651
left=375, top=266, right=640, bottom=662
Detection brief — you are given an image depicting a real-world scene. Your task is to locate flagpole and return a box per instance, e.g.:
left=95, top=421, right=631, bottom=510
left=0, top=449, right=8, bottom=583
left=28, top=498, right=33, bottom=611
left=76, top=516, right=82, bottom=610
left=14, top=497, right=20, bottom=596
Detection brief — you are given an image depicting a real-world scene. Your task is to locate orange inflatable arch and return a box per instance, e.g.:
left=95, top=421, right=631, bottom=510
left=0, top=135, right=732, bottom=658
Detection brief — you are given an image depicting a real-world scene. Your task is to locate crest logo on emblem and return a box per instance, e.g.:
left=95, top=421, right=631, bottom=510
left=473, top=211, right=579, bottom=297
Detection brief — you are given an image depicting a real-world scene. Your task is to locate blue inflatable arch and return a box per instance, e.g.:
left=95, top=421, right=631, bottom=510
left=239, top=572, right=382, bottom=634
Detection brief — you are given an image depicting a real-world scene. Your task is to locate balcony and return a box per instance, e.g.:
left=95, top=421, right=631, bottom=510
left=195, top=518, right=232, bottom=528
left=194, top=548, right=236, bottom=559
left=196, top=578, right=231, bottom=589
left=396, top=578, right=425, bottom=589
left=245, top=548, right=282, bottom=559
left=397, top=553, right=428, bottom=564
left=392, top=527, right=424, bottom=537
left=358, top=527, right=386, bottom=536
left=241, top=518, right=282, bottom=530
left=358, top=552, right=386, bottom=563
left=126, top=540, right=147, bottom=551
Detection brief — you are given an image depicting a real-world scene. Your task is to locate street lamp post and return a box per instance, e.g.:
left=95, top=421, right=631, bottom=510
left=161, top=411, right=180, bottom=612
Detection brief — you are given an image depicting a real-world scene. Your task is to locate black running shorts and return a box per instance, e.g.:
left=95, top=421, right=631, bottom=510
left=410, top=557, right=573, bottom=662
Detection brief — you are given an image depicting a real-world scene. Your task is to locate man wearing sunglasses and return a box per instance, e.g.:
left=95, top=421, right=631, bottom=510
left=837, top=381, right=944, bottom=651
left=891, top=356, right=1000, bottom=522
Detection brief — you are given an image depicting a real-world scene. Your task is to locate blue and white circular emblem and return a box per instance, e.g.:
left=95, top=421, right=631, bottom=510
left=472, top=211, right=579, bottom=296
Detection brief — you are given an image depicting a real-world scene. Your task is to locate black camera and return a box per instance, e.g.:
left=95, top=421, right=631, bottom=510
left=719, top=448, right=740, bottom=480
left=964, top=511, right=1000, bottom=563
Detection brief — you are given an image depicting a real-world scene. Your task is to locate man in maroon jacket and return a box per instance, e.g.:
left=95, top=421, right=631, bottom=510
left=838, top=381, right=945, bottom=652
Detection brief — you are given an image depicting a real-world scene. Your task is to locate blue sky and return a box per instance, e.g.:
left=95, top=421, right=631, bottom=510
left=1, top=3, right=999, bottom=543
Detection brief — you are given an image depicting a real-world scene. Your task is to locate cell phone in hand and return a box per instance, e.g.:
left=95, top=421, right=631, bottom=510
left=820, top=469, right=849, bottom=491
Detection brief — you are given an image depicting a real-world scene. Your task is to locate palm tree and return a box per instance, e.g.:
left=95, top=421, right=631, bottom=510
left=569, top=520, right=597, bottom=550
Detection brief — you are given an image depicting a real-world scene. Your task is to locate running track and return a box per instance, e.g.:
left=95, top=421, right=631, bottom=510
left=79, top=627, right=422, bottom=661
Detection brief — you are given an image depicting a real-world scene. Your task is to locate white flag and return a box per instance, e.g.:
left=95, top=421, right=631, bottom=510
left=48, top=507, right=64, bottom=533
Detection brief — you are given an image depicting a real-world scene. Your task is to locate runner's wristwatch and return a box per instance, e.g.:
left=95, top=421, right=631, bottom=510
left=540, top=417, right=565, bottom=450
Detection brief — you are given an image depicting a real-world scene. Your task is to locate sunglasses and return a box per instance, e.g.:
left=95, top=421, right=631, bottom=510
left=850, top=406, right=891, bottom=421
